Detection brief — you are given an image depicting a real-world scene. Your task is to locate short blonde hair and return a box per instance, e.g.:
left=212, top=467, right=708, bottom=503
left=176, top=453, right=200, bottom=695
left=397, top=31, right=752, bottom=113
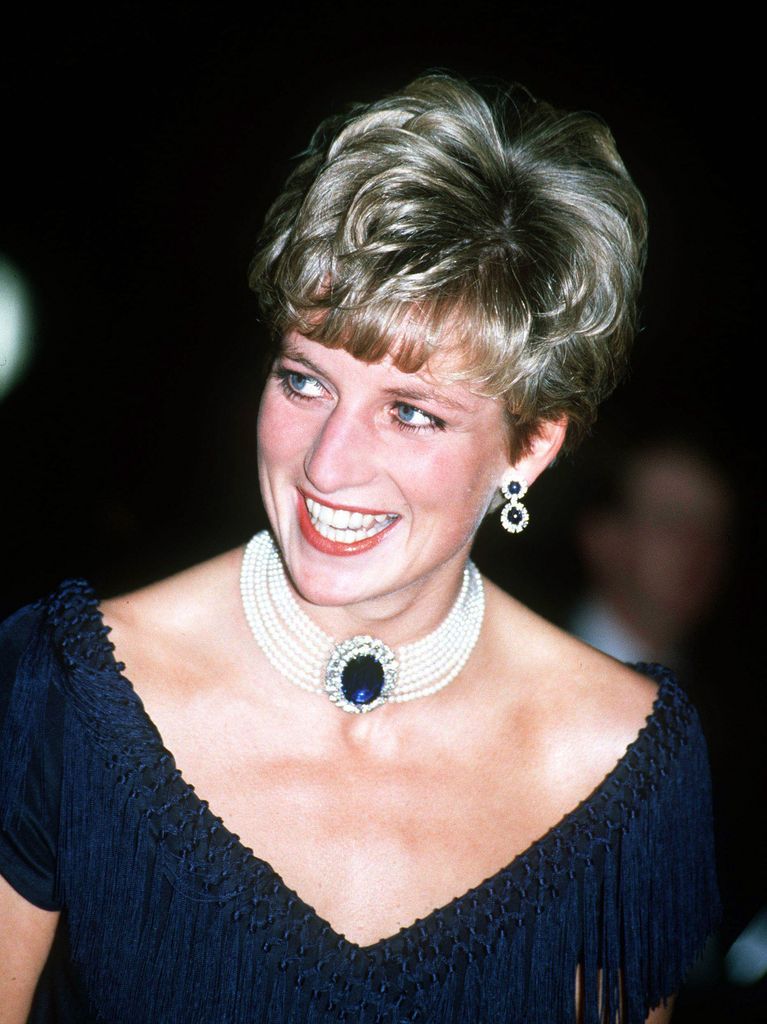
left=249, top=73, right=647, bottom=458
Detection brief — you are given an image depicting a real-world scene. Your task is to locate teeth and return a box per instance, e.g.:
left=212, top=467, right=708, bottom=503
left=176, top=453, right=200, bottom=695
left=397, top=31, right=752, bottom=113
left=333, top=508, right=350, bottom=529
left=304, top=496, right=397, bottom=544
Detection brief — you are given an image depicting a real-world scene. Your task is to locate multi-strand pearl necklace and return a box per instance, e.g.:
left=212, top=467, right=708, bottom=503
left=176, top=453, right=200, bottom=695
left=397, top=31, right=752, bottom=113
left=239, top=531, right=485, bottom=714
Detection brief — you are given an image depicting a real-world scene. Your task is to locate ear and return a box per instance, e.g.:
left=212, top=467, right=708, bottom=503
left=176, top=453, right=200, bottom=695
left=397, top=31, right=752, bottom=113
left=501, top=417, right=568, bottom=490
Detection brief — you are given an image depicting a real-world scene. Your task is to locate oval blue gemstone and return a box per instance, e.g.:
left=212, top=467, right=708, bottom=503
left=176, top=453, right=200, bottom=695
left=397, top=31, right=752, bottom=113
left=341, top=654, right=385, bottom=706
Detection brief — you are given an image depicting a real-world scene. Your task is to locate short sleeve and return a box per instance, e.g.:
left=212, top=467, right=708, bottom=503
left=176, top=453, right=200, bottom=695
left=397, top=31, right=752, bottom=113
left=0, top=600, right=64, bottom=910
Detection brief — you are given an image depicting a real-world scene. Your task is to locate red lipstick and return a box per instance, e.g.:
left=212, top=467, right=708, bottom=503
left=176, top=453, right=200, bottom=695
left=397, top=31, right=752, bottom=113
left=297, top=492, right=399, bottom=556
left=299, top=489, right=396, bottom=517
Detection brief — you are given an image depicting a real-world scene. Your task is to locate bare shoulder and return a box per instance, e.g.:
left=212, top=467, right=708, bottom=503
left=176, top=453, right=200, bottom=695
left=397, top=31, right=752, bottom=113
left=99, top=547, right=245, bottom=700
left=481, top=578, right=660, bottom=788
left=101, top=547, right=243, bottom=631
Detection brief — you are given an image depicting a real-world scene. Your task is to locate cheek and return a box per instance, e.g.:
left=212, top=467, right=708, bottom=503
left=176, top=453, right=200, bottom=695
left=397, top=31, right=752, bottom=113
left=413, top=445, right=496, bottom=525
left=257, top=389, right=310, bottom=475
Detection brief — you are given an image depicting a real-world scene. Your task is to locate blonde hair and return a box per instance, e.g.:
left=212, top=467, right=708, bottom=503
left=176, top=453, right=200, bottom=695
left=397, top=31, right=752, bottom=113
left=249, top=73, right=647, bottom=458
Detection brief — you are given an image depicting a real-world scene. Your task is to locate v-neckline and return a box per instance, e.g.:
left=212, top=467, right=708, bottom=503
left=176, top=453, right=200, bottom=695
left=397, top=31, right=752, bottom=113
left=58, top=580, right=675, bottom=957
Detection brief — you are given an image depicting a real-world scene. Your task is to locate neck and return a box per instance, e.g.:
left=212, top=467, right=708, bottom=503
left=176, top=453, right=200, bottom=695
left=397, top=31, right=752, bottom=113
left=288, top=549, right=472, bottom=650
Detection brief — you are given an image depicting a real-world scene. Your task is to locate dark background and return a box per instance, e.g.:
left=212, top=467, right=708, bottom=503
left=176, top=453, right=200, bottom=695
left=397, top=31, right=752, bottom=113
left=1, top=3, right=761, bottom=1019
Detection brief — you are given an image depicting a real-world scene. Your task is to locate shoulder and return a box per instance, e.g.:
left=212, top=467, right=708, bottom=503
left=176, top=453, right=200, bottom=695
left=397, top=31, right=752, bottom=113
left=0, top=597, right=49, bottom=744
left=0, top=585, right=89, bottom=912
left=99, top=546, right=245, bottom=703
left=477, top=588, right=718, bottom=1023
left=0, top=580, right=109, bottom=767
left=101, top=546, right=242, bottom=632
left=480, top=578, right=678, bottom=796
left=0, top=598, right=47, bottom=678
left=0, top=582, right=93, bottom=709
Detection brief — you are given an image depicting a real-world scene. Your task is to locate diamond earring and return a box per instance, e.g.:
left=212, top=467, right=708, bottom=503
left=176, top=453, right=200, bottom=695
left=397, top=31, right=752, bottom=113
left=499, top=477, right=530, bottom=533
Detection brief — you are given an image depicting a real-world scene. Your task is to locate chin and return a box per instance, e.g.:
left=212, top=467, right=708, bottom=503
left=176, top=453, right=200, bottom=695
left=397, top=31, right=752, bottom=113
left=282, top=536, right=397, bottom=610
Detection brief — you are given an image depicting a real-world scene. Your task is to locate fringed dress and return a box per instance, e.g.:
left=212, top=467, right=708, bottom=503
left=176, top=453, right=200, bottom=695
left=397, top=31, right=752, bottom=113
left=0, top=581, right=720, bottom=1023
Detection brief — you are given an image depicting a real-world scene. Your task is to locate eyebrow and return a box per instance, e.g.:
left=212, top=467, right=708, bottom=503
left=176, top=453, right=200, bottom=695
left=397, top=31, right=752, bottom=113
left=278, top=345, right=329, bottom=380
left=278, top=343, right=471, bottom=413
left=379, top=384, right=469, bottom=413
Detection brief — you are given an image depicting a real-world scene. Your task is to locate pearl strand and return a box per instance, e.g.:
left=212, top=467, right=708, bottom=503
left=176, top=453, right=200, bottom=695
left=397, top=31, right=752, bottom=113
left=239, top=531, right=485, bottom=707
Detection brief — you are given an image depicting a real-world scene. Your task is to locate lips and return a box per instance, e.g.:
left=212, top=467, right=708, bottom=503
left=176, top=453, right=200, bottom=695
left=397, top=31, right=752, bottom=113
left=297, top=490, right=399, bottom=556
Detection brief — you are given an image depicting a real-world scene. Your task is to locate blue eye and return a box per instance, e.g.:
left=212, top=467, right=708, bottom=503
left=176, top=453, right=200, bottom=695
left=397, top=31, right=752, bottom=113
left=290, top=372, right=322, bottom=394
left=276, top=369, right=325, bottom=400
left=398, top=404, right=424, bottom=424
left=395, top=403, right=444, bottom=432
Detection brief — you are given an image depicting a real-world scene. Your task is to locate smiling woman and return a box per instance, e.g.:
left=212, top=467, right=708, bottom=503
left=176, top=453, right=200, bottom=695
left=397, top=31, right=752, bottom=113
left=0, top=74, right=718, bottom=1024
left=257, top=334, right=517, bottom=611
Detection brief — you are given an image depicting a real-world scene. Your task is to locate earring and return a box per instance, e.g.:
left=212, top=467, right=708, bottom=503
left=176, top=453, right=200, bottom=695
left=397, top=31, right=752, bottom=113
left=500, top=477, right=530, bottom=533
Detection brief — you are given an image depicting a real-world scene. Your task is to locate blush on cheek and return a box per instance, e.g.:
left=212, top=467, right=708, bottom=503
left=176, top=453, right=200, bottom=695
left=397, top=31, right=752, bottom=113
left=258, top=389, right=309, bottom=458
left=424, top=446, right=479, bottom=485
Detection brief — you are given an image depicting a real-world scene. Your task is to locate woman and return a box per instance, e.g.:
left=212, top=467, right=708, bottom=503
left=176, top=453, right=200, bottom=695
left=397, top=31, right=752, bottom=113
left=0, top=74, right=718, bottom=1023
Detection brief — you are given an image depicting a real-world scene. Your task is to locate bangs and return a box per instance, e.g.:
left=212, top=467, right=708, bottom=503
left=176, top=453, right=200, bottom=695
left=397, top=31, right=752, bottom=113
left=278, top=260, right=535, bottom=402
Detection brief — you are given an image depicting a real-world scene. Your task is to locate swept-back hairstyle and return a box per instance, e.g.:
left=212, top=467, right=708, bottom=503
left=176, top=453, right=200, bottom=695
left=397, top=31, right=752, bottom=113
left=249, top=73, right=647, bottom=458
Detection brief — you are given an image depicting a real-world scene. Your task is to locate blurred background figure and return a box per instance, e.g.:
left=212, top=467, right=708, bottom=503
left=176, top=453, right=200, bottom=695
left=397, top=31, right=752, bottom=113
left=568, top=436, right=767, bottom=1021
left=569, top=438, right=734, bottom=672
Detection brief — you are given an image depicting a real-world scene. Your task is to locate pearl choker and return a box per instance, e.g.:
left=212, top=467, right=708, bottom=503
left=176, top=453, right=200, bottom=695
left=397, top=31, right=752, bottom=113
left=239, top=531, right=485, bottom=714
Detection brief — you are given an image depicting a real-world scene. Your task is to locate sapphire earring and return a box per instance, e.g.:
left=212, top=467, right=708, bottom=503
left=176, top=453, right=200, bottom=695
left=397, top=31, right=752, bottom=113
left=500, top=477, right=530, bottom=533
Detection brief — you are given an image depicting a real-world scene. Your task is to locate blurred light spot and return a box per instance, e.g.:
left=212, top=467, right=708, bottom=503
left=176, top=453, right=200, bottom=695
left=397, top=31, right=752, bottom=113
left=726, top=906, right=767, bottom=985
left=0, top=255, right=34, bottom=401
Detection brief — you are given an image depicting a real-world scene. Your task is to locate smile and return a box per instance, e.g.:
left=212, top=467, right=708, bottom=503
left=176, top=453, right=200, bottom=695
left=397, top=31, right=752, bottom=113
left=304, top=496, right=398, bottom=543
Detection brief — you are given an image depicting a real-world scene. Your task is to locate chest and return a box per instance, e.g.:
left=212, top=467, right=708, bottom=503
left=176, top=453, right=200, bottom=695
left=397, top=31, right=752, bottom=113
left=149, top=694, right=568, bottom=947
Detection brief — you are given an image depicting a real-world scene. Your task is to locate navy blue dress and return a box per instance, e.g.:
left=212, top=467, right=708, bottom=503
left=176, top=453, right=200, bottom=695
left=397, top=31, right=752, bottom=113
left=0, top=581, right=720, bottom=1023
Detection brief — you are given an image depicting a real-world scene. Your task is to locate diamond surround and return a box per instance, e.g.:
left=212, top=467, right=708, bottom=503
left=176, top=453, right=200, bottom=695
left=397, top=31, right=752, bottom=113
left=325, top=636, right=398, bottom=713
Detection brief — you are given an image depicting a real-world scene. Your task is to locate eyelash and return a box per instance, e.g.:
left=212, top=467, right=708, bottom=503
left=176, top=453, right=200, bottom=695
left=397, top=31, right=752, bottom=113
left=394, top=404, right=446, bottom=433
left=274, top=368, right=321, bottom=403
left=273, top=367, right=446, bottom=434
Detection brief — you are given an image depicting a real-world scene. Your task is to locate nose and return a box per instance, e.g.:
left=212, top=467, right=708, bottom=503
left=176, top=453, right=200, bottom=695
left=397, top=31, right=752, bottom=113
left=304, top=401, right=377, bottom=496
